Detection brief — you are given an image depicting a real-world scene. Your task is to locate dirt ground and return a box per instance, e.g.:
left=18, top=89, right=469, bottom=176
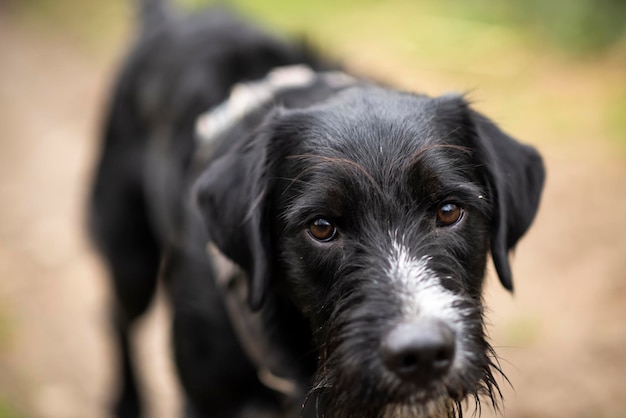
left=1, top=10, right=626, bottom=418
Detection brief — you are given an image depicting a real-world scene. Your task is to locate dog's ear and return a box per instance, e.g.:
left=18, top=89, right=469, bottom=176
left=470, top=107, right=545, bottom=291
left=193, top=126, right=275, bottom=311
left=437, top=95, right=545, bottom=290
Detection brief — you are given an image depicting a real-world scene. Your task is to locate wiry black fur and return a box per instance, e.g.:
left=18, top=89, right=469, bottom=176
left=90, top=2, right=544, bottom=418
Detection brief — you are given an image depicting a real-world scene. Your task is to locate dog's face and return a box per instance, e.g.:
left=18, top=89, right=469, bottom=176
left=270, top=90, right=495, bottom=417
left=196, top=86, right=544, bottom=417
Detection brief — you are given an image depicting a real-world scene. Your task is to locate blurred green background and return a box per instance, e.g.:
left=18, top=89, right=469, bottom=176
left=4, top=0, right=626, bottom=147
left=0, top=1, right=625, bottom=417
left=7, top=0, right=626, bottom=54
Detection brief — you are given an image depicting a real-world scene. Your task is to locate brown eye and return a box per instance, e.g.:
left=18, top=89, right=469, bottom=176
left=308, top=218, right=337, bottom=242
left=436, top=203, right=463, bottom=227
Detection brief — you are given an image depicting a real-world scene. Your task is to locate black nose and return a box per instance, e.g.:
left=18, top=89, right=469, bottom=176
left=380, top=320, right=456, bottom=384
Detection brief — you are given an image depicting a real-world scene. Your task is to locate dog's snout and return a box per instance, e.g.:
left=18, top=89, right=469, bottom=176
left=380, top=320, right=455, bottom=384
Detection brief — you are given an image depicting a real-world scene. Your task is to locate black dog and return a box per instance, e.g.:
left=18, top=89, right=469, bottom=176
left=89, top=1, right=545, bottom=417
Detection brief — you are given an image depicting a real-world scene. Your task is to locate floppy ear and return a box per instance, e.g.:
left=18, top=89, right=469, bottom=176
left=193, top=129, right=273, bottom=311
left=470, top=109, right=545, bottom=291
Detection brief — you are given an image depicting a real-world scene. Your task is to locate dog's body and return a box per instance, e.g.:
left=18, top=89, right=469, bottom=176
left=90, top=2, right=545, bottom=417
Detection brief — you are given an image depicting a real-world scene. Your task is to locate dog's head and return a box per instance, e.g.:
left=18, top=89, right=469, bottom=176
left=195, top=86, right=544, bottom=417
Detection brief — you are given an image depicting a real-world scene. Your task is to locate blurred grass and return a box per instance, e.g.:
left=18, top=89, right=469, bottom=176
left=6, top=0, right=626, bottom=55
left=607, top=91, right=626, bottom=147
left=0, top=308, right=20, bottom=418
left=505, top=0, right=626, bottom=54
left=212, top=0, right=626, bottom=55
left=0, top=397, right=21, bottom=418
left=2, top=0, right=625, bottom=151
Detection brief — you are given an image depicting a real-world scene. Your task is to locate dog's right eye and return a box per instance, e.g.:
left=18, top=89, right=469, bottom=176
left=436, top=203, right=463, bottom=227
left=307, top=218, right=337, bottom=242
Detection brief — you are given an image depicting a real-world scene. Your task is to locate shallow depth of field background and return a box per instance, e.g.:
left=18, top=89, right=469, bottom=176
left=0, top=0, right=625, bottom=417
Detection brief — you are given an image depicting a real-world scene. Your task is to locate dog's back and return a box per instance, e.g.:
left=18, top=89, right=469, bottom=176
left=92, top=3, right=325, bottom=242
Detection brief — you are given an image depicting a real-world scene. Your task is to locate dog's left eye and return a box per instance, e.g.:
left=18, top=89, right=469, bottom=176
left=307, top=218, right=337, bottom=242
left=436, top=203, right=463, bottom=227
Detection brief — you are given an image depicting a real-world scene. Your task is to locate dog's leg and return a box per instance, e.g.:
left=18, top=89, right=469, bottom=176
left=107, top=242, right=159, bottom=418
left=90, top=149, right=161, bottom=417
